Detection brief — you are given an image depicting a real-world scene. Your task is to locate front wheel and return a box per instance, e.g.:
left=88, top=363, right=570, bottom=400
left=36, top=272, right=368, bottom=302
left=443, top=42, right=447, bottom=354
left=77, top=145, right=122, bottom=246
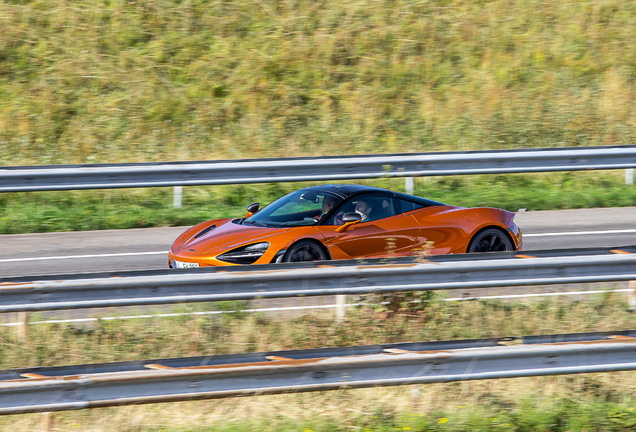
left=467, top=228, right=514, bottom=253
left=283, top=240, right=328, bottom=262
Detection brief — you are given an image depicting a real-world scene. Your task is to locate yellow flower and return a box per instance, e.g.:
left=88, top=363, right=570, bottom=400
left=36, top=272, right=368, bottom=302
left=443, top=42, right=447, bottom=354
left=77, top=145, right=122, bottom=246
left=438, top=418, right=448, bottom=424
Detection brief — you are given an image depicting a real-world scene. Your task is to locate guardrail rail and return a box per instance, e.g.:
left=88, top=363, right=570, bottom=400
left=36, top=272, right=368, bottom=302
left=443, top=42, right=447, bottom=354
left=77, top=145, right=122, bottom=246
left=2, top=145, right=636, bottom=192
left=1, top=330, right=636, bottom=415
left=1, top=253, right=635, bottom=313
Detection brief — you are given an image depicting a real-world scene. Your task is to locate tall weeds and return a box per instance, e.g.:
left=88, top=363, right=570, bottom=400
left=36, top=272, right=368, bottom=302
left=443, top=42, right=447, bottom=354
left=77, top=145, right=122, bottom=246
left=1, top=0, right=635, bottom=165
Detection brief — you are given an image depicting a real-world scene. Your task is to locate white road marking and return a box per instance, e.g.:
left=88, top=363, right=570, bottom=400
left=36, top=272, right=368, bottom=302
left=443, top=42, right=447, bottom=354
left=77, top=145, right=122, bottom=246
left=524, top=229, right=636, bottom=237
left=0, top=304, right=361, bottom=326
left=0, top=251, right=167, bottom=263
left=1, top=228, right=635, bottom=263
left=2, top=289, right=629, bottom=327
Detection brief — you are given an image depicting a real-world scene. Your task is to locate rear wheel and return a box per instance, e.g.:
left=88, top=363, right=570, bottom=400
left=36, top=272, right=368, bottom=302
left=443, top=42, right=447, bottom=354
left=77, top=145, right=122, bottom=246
left=283, top=240, right=328, bottom=262
left=467, top=228, right=513, bottom=253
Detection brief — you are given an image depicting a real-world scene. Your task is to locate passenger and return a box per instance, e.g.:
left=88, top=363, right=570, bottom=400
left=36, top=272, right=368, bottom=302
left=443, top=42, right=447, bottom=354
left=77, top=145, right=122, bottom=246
left=315, top=195, right=337, bottom=221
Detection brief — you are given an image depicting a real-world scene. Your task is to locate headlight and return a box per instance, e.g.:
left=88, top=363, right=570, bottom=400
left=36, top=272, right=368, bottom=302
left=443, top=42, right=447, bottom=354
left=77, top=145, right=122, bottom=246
left=217, top=242, right=270, bottom=265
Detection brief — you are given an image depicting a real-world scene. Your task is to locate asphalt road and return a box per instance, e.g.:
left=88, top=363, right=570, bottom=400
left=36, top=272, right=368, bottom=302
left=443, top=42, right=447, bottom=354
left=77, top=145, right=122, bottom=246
left=1, top=207, right=635, bottom=279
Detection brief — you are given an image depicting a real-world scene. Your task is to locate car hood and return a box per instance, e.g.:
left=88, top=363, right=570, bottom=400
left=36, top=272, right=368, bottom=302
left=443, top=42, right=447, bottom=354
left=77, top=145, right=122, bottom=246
left=174, top=219, right=291, bottom=254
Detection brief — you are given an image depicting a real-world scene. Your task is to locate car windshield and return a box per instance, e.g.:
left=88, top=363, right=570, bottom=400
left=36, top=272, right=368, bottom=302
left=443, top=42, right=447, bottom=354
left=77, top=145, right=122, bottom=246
left=242, top=190, right=343, bottom=227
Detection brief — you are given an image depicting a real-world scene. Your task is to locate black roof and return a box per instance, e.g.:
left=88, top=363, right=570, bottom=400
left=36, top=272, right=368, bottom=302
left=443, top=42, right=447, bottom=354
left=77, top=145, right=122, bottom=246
left=300, top=184, right=444, bottom=207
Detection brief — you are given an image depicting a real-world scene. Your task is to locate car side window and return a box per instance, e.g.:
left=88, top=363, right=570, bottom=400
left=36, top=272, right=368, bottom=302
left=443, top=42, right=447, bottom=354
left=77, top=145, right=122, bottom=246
left=398, top=199, right=425, bottom=214
left=325, top=195, right=399, bottom=225
left=270, top=200, right=320, bottom=216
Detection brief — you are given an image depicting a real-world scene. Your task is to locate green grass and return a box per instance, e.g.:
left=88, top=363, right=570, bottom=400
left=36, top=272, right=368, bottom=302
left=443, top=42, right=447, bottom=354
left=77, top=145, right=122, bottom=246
left=42, top=401, right=636, bottom=432
left=1, top=171, right=634, bottom=234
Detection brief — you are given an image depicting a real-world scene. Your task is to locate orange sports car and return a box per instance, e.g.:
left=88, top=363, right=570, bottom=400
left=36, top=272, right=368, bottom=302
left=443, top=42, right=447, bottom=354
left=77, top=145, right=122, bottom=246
left=168, top=184, right=522, bottom=268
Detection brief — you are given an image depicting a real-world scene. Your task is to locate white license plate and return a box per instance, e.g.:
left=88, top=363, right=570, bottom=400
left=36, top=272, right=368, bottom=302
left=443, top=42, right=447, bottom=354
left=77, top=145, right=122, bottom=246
left=174, top=260, right=200, bottom=269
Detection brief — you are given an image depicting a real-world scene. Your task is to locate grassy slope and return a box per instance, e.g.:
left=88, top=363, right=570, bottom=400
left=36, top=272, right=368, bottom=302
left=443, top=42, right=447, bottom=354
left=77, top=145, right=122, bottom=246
left=2, top=0, right=636, bottom=232
left=1, top=0, right=636, bottom=165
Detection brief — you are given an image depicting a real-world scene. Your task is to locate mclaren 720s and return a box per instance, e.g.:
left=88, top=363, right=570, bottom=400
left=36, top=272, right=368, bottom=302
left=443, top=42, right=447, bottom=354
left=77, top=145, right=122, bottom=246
left=168, top=184, right=522, bottom=268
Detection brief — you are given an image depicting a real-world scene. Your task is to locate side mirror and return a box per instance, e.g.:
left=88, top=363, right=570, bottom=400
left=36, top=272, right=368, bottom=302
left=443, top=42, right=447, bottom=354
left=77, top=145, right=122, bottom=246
left=245, top=202, right=260, bottom=218
left=342, top=212, right=361, bottom=223
left=335, top=212, right=362, bottom=233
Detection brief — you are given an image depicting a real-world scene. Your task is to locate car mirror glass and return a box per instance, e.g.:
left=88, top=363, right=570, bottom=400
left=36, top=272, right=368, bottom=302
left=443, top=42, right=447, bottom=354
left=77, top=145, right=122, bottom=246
left=341, top=212, right=361, bottom=223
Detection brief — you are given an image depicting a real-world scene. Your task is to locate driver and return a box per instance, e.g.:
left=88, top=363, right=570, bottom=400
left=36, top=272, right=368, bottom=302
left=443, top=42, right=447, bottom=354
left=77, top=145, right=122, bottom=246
left=355, top=198, right=374, bottom=222
left=315, top=195, right=337, bottom=221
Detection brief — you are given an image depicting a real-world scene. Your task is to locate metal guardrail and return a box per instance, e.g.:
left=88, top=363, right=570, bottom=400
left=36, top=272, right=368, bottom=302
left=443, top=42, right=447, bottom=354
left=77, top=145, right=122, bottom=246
left=2, top=330, right=633, bottom=381
left=4, top=245, right=635, bottom=285
left=4, top=245, right=634, bottom=285
left=2, top=331, right=636, bottom=415
left=0, top=338, right=508, bottom=381
left=2, top=145, right=636, bottom=192
left=1, top=253, right=635, bottom=313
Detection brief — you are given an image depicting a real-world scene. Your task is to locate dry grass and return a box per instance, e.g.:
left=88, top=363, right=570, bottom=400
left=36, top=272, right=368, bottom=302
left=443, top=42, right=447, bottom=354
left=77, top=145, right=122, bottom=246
left=1, top=288, right=633, bottom=369
left=1, top=0, right=636, bottom=166
left=1, top=289, right=636, bottom=429
left=2, top=373, right=636, bottom=431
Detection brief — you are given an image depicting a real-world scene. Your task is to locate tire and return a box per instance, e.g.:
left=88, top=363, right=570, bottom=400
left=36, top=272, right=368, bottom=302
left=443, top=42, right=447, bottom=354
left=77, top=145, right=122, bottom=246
left=467, top=228, right=514, bottom=253
left=283, top=240, right=328, bottom=262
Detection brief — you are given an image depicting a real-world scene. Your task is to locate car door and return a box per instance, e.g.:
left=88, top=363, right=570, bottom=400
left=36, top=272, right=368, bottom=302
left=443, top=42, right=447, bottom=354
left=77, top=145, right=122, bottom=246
left=401, top=201, right=463, bottom=254
left=316, top=195, right=420, bottom=259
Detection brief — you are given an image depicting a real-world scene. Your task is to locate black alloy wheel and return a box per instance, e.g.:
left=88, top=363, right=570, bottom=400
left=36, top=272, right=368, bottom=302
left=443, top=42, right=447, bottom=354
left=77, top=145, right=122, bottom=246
left=283, top=240, right=328, bottom=262
left=467, top=228, right=514, bottom=253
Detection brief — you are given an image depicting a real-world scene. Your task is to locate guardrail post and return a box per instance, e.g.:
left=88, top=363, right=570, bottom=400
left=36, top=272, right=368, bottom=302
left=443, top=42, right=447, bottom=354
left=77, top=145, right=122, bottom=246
left=627, top=169, right=634, bottom=185
left=42, top=412, right=52, bottom=432
left=405, top=177, right=414, bottom=195
left=335, top=295, right=346, bottom=320
left=411, top=386, right=421, bottom=409
left=17, top=311, right=28, bottom=342
left=174, top=186, right=183, bottom=208
left=628, top=281, right=636, bottom=310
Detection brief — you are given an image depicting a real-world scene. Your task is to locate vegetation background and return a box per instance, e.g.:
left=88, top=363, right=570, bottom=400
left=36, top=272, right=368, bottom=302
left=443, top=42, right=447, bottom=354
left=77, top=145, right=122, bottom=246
left=1, top=0, right=636, bottom=233
left=2, top=0, right=636, bottom=165
left=3, top=293, right=636, bottom=431
left=2, top=3, right=636, bottom=430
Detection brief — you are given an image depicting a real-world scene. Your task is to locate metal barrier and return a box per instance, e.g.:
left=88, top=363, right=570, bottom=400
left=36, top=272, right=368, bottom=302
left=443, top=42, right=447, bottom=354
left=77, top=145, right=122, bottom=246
left=1, top=331, right=636, bottom=415
left=5, top=245, right=635, bottom=285
left=3, top=330, right=632, bottom=380
left=1, top=253, right=635, bottom=313
left=2, top=145, right=636, bottom=192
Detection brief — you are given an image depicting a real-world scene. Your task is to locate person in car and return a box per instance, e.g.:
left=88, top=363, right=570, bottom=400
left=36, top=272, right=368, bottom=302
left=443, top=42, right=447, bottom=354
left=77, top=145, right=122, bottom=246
left=355, top=198, right=374, bottom=222
left=315, top=195, right=337, bottom=221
